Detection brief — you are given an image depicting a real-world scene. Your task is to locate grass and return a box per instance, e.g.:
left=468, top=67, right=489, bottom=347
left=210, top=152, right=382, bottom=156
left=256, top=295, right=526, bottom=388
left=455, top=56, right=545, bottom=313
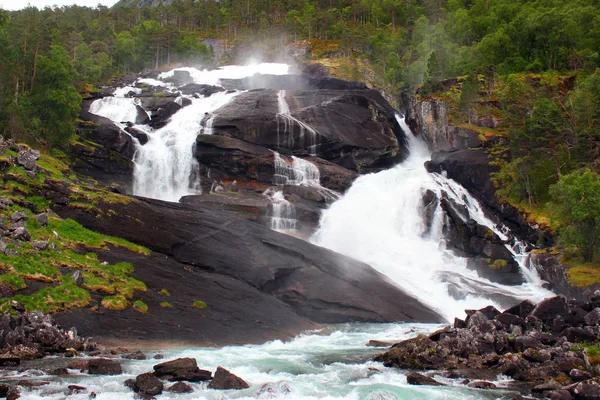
left=160, top=301, right=173, bottom=308
left=133, top=300, right=148, bottom=314
left=83, top=277, right=115, bottom=294
left=159, top=288, right=170, bottom=296
left=572, top=343, right=600, bottom=364
left=490, top=259, right=508, bottom=270
left=101, top=294, right=129, bottom=311
left=192, top=300, right=208, bottom=309
left=0, top=274, right=27, bottom=290
left=0, top=281, right=91, bottom=313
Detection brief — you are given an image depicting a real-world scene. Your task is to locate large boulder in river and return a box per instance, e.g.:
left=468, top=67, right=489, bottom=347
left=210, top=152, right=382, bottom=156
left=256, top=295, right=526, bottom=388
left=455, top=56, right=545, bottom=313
left=153, top=358, right=211, bottom=382
left=210, top=89, right=407, bottom=173
left=207, top=366, right=249, bottom=390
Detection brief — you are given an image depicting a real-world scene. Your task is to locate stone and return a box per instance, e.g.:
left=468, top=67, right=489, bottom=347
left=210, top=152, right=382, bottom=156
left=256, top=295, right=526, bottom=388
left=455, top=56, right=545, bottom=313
left=531, top=296, right=568, bottom=323
left=73, top=271, right=84, bottom=286
left=88, top=358, right=122, bottom=375
left=571, top=383, right=600, bottom=400
left=569, top=368, right=592, bottom=381
left=31, top=240, right=49, bottom=251
left=207, top=366, right=249, bottom=390
left=549, top=390, right=573, bottom=400
left=583, top=308, right=600, bottom=326
left=467, top=311, right=495, bottom=333
left=561, top=327, right=597, bottom=343
left=66, top=385, right=87, bottom=395
left=554, top=357, right=586, bottom=374
left=125, top=350, right=147, bottom=360
left=153, top=357, right=212, bottom=382
left=48, top=368, right=69, bottom=376
left=512, top=336, right=543, bottom=352
left=135, top=373, right=163, bottom=395
left=0, top=240, right=7, bottom=254
left=522, top=348, right=552, bottom=363
left=496, top=312, right=524, bottom=327
left=467, top=381, right=497, bottom=389
left=17, top=148, right=40, bottom=171
left=166, top=382, right=193, bottom=393
left=11, top=211, right=27, bottom=222
left=405, top=372, right=445, bottom=386
left=12, top=227, right=31, bottom=241
left=532, top=381, right=562, bottom=393
left=67, top=360, right=89, bottom=371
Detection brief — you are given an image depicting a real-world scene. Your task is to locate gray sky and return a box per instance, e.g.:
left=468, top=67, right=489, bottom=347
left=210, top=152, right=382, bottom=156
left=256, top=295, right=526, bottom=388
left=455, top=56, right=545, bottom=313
left=0, top=0, right=118, bottom=10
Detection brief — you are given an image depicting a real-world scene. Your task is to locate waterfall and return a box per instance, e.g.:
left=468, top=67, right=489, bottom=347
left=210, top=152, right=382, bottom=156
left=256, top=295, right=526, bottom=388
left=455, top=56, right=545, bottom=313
left=132, top=91, right=240, bottom=202
left=265, top=188, right=297, bottom=231
left=88, top=86, right=143, bottom=124
left=276, top=90, right=319, bottom=156
left=312, top=116, right=553, bottom=321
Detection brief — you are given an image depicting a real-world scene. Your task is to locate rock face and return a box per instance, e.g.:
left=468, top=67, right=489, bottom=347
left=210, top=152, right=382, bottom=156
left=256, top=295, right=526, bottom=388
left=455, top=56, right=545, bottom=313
left=210, top=89, right=407, bottom=173
left=52, top=193, right=443, bottom=328
left=375, top=294, right=600, bottom=398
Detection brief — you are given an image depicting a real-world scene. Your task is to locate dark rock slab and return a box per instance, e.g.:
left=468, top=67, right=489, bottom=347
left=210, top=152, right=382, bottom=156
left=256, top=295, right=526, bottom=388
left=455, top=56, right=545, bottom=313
left=405, top=372, right=445, bottom=386
left=153, top=358, right=211, bottom=382
left=207, top=366, right=249, bottom=390
left=88, top=358, right=122, bottom=375
left=135, top=372, right=163, bottom=395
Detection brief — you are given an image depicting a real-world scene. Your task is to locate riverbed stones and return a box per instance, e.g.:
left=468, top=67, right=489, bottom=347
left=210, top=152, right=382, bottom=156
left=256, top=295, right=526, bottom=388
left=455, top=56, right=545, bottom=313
left=88, top=358, right=122, bottom=375
left=153, top=357, right=212, bottom=382
left=207, top=366, right=249, bottom=390
left=135, top=373, right=163, bottom=395
left=166, top=382, right=193, bottom=393
left=405, top=372, right=444, bottom=386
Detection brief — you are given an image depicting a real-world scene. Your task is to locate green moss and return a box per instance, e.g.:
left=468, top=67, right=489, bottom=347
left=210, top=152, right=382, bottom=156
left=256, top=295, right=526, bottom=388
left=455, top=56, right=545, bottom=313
left=50, top=218, right=150, bottom=255
left=101, top=294, right=129, bottom=311
left=25, top=196, right=51, bottom=210
left=37, top=154, right=70, bottom=179
left=133, top=300, right=148, bottom=314
left=192, top=300, right=208, bottom=309
left=490, top=259, right=508, bottom=269
left=0, top=274, right=27, bottom=290
left=566, top=264, right=600, bottom=288
left=0, top=282, right=91, bottom=313
left=159, top=288, right=170, bottom=296
left=572, top=343, right=600, bottom=364
left=0, top=252, right=61, bottom=282
left=160, top=301, right=173, bottom=308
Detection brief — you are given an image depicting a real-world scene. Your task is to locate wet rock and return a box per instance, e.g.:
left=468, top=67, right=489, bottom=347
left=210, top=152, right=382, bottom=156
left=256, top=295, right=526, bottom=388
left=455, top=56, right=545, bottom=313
left=66, top=385, right=87, bottom=395
left=532, top=381, right=563, bottom=393
left=68, top=360, right=89, bottom=371
left=467, top=381, right=497, bottom=389
left=0, top=384, right=10, bottom=397
left=124, top=126, right=149, bottom=146
left=153, top=354, right=165, bottom=360
left=48, top=368, right=69, bottom=376
left=207, top=366, right=249, bottom=390
left=135, top=373, right=163, bottom=395
left=405, top=372, right=445, bottom=386
left=179, top=83, right=225, bottom=97
left=124, top=379, right=136, bottom=391
left=562, top=327, right=597, bottom=343
left=153, top=357, right=212, bottom=382
left=88, top=358, right=122, bottom=375
left=256, top=381, right=292, bottom=398
left=125, top=350, right=147, bottom=360
left=166, top=382, right=193, bottom=393
left=522, top=348, right=552, bottom=363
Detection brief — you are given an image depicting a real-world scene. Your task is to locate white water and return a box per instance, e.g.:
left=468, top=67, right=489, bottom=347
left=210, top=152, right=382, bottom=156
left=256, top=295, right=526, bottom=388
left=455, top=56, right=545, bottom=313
left=89, top=86, right=142, bottom=124
left=276, top=90, right=319, bottom=156
left=159, top=63, right=290, bottom=86
left=265, top=188, right=297, bottom=231
left=132, top=91, right=240, bottom=201
left=312, top=117, right=552, bottom=321
left=13, top=323, right=514, bottom=400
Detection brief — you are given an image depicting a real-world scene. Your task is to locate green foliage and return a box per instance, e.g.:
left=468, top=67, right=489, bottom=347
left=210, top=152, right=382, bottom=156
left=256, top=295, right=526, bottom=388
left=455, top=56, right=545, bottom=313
left=550, top=169, right=600, bottom=262
left=101, top=294, right=129, bottom=311
left=0, top=282, right=91, bottom=313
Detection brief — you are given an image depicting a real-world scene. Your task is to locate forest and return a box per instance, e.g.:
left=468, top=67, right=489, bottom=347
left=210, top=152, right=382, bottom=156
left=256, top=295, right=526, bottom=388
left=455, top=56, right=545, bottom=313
left=0, top=0, right=599, bottom=263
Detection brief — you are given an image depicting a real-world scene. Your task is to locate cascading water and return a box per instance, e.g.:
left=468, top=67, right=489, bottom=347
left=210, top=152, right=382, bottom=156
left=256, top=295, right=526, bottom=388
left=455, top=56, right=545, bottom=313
left=276, top=90, right=319, bottom=155
left=132, top=91, right=240, bottom=201
left=312, top=116, right=553, bottom=321
left=88, top=86, right=144, bottom=124
left=265, top=188, right=297, bottom=231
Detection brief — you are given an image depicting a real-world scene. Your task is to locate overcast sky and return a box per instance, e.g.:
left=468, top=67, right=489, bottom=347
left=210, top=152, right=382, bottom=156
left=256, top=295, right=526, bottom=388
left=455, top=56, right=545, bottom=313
left=0, top=0, right=118, bottom=10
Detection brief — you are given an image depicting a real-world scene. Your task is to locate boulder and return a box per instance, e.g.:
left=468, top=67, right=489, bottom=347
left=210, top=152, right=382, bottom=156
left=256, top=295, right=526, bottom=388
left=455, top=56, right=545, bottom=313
left=125, top=126, right=149, bottom=146
left=531, top=296, right=569, bottom=325
left=179, top=83, right=225, bottom=97
left=167, top=382, right=193, bottom=393
left=153, top=358, right=212, bottom=382
left=135, top=373, right=163, bottom=395
left=124, top=350, right=147, bottom=360
left=584, top=308, right=600, bottom=326
left=88, top=358, right=122, bottom=375
left=405, top=372, right=445, bottom=386
left=571, top=383, right=600, bottom=400
left=467, top=381, right=497, bottom=389
left=210, top=89, right=407, bottom=173
left=17, top=148, right=40, bottom=171
left=78, top=108, right=134, bottom=159
left=207, top=366, right=249, bottom=390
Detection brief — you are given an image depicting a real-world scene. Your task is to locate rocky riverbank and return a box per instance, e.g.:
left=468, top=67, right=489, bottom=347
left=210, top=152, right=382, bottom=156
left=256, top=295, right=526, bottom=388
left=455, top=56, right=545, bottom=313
left=375, top=293, right=600, bottom=399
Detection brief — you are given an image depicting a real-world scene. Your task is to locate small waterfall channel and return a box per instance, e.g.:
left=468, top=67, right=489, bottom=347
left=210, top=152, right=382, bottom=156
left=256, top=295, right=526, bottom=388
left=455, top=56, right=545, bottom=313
left=312, top=116, right=553, bottom=321
left=276, top=90, right=319, bottom=156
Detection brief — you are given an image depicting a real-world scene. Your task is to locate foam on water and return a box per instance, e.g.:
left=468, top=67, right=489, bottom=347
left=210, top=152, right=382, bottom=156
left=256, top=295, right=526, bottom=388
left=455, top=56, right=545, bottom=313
left=88, top=86, right=142, bottom=124
left=312, top=116, right=553, bottom=321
